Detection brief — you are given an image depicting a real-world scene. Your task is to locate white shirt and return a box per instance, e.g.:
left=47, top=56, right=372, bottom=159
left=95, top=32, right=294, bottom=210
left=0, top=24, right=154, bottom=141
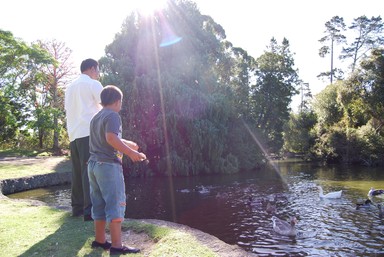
left=65, top=74, right=103, bottom=142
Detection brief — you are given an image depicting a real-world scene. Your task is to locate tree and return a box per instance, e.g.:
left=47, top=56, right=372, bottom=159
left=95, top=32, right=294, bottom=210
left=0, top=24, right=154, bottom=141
left=0, top=29, right=54, bottom=147
left=283, top=110, right=317, bottom=156
left=340, top=16, right=384, bottom=72
left=318, top=16, right=346, bottom=84
left=345, top=48, right=384, bottom=130
left=312, top=82, right=344, bottom=127
left=298, top=82, right=312, bottom=113
left=99, top=0, right=263, bottom=176
left=227, top=46, right=256, bottom=118
left=250, top=38, right=300, bottom=153
left=35, top=39, right=75, bottom=150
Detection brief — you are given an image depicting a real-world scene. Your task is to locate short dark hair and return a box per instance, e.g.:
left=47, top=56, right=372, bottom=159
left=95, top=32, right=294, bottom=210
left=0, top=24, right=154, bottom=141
left=80, top=58, right=98, bottom=73
left=100, top=85, right=123, bottom=106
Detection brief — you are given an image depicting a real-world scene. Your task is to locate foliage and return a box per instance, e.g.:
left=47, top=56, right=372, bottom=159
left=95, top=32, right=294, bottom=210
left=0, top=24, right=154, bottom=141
left=355, top=123, right=384, bottom=166
left=283, top=110, right=317, bottom=156
left=346, top=48, right=384, bottom=126
left=0, top=90, right=23, bottom=144
left=311, top=82, right=344, bottom=127
left=0, top=30, right=55, bottom=148
left=0, top=31, right=74, bottom=150
left=33, top=39, right=75, bottom=150
left=100, top=0, right=269, bottom=176
left=251, top=38, right=300, bottom=153
left=0, top=30, right=52, bottom=144
left=310, top=48, right=384, bottom=165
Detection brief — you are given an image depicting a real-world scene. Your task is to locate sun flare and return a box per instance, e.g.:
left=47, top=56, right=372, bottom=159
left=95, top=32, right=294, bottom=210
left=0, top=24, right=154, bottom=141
left=133, top=0, right=168, bottom=16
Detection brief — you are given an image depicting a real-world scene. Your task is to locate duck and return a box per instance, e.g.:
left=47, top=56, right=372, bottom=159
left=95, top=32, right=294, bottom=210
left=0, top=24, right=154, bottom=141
left=356, top=199, right=374, bottom=210
left=266, top=202, right=277, bottom=214
left=317, top=186, right=342, bottom=199
left=367, top=187, right=384, bottom=198
left=378, top=204, right=383, bottom=219
left=271, top=216, right=297, bottom=236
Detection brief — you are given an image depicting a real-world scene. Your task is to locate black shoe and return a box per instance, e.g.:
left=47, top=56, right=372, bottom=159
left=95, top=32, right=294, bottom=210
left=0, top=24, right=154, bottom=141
left=83, top=214, right=93, bottom=221
left=110, top=246, right=140, bottom=255
left=91, top=240, right=112, bottom=250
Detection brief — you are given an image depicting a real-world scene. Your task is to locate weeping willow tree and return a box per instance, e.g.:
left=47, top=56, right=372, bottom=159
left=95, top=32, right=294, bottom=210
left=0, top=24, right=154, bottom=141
left=99, top=0, right=264, bottom=176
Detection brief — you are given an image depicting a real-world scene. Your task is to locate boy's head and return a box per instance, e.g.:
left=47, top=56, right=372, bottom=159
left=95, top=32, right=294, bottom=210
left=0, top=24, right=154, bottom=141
left=100, top=85, right=123, bottom=107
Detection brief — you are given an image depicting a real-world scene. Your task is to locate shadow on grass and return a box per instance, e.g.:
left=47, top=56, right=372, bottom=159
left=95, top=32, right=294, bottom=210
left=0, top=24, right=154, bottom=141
left=18, top=214, right=102, bottom=257
left=54, top=158, right=72, bottom=174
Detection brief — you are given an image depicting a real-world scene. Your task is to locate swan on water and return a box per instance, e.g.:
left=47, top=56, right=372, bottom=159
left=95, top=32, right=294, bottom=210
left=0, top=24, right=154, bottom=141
left=317, top=186, right=342, bottom=199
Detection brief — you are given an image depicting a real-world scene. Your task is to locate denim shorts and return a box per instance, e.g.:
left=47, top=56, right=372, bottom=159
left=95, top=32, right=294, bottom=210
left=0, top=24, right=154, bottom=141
left=87, top=160, right=126, bottom=222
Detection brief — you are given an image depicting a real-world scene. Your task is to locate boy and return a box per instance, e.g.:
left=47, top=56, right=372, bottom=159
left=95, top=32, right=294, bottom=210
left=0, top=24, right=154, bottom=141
left=88, top=85, right=146, bottom=255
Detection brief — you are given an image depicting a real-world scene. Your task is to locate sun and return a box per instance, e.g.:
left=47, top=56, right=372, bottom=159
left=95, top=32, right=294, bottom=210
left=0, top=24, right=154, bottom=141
left=133, top=0, right=168, bottom=16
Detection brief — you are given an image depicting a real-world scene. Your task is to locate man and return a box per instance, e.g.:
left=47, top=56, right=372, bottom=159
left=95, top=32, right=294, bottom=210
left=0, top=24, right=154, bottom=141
left=65, top=58, right=103, bottom=221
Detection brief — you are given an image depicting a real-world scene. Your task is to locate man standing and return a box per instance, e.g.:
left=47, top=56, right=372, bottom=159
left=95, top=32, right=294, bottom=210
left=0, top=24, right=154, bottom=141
left=65, top=58, right=103, bottom=221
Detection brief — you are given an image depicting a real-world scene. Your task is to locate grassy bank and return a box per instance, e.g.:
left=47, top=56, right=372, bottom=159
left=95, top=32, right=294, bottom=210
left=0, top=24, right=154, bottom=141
left=0, top=156, right=71, bottom=180
left=0, top=197, right=219, bottom=257
left=0, top=151, right=231, bottom=257
left=0, top=149, right=71, bottom=180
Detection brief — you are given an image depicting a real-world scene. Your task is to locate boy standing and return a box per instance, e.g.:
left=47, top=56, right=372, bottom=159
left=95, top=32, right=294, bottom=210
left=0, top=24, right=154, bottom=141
left=88, top=85, right=146, bottom=254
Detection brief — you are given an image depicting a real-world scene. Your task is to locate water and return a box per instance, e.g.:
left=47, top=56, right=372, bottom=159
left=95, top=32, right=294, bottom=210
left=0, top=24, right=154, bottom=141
left=9, top=160, right=384, bottom=256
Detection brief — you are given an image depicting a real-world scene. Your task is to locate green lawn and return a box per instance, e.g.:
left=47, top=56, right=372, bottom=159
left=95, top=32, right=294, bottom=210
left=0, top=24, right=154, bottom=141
left=0, top=156, right=71, bottom=180
left=0, top=149, right=222, bottom=257
left=0, top=197, right=218, bottom=257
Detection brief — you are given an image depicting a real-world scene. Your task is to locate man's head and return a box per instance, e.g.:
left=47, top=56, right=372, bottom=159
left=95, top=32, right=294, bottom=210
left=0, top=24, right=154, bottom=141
left=80, top=58, right=99, bottom=79
left=100, top=85, right=123, bottom=111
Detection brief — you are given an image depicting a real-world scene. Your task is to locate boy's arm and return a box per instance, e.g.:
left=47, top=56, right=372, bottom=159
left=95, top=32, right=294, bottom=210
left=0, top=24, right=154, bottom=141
left=106, top=132, right=146, bottom=162
left=122, top=139, right=139, bottom=151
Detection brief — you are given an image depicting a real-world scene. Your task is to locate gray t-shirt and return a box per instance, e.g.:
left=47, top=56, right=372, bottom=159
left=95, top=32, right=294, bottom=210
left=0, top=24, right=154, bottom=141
left=89, top=108, right=123, bottom=164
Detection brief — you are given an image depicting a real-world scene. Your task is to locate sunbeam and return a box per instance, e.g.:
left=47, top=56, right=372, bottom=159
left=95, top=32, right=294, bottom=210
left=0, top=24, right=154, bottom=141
left=241, top=119, right=286, bottom=184
left=150, top=12, right=177, bottom=222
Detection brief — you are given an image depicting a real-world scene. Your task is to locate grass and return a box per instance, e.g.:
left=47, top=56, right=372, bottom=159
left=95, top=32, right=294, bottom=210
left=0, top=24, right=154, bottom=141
left=0, top=148, right=57, bottom=158
left=0, top=156, right=71, bottom=180
left=0, top=148, right=71, bottom=179
left=0, top=198, right=218, bottom=257
left=125, top=222, right=218, bottom=257
left=0, top=149, right=221, bottom=257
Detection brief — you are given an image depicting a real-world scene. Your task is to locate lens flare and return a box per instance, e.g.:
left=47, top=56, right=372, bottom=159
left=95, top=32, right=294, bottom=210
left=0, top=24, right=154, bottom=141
left=158, top=12, right=182, bottom=47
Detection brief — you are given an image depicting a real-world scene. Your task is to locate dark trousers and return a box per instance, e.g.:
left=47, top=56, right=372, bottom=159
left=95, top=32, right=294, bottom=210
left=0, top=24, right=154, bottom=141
left=69, top=136, right=92, bottom=216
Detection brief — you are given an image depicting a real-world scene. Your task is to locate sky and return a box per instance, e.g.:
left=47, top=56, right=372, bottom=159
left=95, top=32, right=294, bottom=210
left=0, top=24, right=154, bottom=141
left=1, top=0, right=383, bottom=110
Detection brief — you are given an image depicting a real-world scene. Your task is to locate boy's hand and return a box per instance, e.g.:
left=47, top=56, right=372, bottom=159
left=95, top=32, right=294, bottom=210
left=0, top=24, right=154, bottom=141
left=129, top=151, right=147, bottom=162
left=138, top=152, right=147, bottom=161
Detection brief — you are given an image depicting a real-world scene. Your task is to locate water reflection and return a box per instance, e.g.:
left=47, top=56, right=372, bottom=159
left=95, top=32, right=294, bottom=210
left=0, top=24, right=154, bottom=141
left=8, top=160, right=384, bottom=256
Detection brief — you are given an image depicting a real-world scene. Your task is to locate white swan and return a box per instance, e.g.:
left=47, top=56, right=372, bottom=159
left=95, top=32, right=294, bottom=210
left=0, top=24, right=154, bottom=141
left=317, top=186, right=342, bottom=199
left=271, top=216, right=297, bottom=236
left=367, top=187, right=384, bottom=198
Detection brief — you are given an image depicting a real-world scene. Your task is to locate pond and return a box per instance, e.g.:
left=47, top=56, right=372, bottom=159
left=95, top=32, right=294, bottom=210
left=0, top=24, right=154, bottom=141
left=9, top=160, right=384, bottom=256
